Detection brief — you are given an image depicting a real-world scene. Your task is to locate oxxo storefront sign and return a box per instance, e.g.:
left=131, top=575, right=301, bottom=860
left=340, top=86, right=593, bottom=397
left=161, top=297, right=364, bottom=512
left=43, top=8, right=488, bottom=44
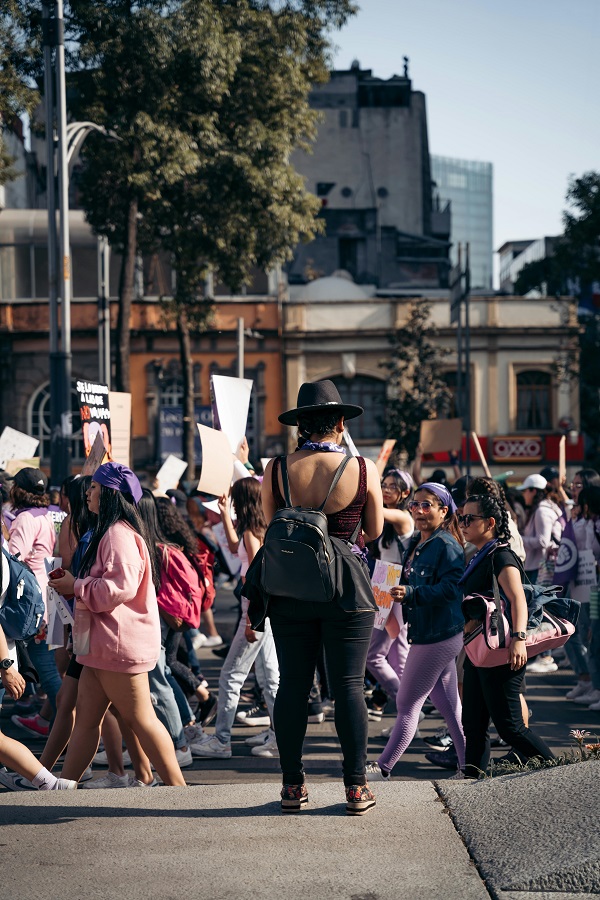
left=491, top=436, right=543, bottom=462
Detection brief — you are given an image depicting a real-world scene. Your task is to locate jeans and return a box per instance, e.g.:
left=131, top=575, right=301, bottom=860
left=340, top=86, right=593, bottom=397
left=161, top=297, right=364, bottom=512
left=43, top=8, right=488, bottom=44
left=148, top=648, right=187, bottom=750
left=166, top=671, right=194, bottom=726
left=214, top=599, right=279, bottom=746
left=162, top=625, right=201, bottom=697
left=269, top=597, right=375, bottom=787
left=564, top=602, right=591, bottom=678
left=27, top=638, right=62, bottom=715
left=462, top=657, right=554, bottom=778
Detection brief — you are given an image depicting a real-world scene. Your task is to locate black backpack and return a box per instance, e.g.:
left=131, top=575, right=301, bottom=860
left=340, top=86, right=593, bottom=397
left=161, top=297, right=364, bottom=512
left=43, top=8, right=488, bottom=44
left=260, top=455, right=361, bottom=603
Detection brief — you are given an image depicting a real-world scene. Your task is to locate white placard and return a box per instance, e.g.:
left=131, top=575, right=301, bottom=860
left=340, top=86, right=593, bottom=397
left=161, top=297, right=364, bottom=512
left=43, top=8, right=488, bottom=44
left=232, top=459, right=252, bottom=483
left=343, top=427, right=360, bottom=457
left=156, top=454, right=188, bottom=494
left=212, top=521, right=241, bottom=576
left=371, top=560, right=403, bottom=630
left=0, top=427, right=39, bottom=469
left=108, top=391, right=132, bottom=466
left=197, top=424, right=234, bottom=497
left=211, top=374, right=253, bottom=454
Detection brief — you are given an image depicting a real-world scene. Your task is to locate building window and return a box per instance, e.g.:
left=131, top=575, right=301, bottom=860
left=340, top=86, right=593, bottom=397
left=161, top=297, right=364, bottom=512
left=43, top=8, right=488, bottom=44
left=516, top=370, right=552, bottom=431
left=28, top=382, right=84, bottom=465
left=329, top=375, right=386, bottom=442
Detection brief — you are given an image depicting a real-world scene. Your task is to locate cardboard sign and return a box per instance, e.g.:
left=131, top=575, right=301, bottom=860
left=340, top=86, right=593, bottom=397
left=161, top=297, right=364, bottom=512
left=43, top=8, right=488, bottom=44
left=371, top=560, right=403, bottom=630
left=375, top=439, right=397, bottom=476
left=0, top=427, right=39, bottom=469
left=197, top=424, right=234, bottom=497
left=419, top=418, right=463, bottom=455
left=81, top=430, right=109, bottom=476
left=3, top=457, right=40, bottom=476
left=78, top=379, right=111, bottom=457
left=210, top=374, right=253, bottom=454
left=156, top=454, right=188, bottom=494
left=108, top=391, right=131, bottom=466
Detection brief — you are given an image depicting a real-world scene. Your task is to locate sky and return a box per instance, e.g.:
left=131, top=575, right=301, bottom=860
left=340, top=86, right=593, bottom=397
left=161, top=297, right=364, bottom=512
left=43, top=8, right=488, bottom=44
left=331, top=0, right=598, bottom=280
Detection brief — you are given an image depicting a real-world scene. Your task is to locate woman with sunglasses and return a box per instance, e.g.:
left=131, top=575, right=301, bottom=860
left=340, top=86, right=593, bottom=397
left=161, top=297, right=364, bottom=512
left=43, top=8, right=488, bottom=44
left=365, top=470, right=414, bottom=721
left=459, top=491, right=554, bottom=778
left=366, top=483, right=466, bottom=780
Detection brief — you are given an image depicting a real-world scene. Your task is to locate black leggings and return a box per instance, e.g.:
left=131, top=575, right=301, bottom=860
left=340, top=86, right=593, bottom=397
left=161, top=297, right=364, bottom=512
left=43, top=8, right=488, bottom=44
left=268, top=597, right=375, bottom=787
left=462, top=657, right=554, bottom=778
left=164, top=628, right=201, bottom=697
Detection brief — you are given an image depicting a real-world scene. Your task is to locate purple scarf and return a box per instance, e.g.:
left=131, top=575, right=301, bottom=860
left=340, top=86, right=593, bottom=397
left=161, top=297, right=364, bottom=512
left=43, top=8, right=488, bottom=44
left=93, top=462, right=143, bottom=505
left=418, top=482, right=457, bottom=513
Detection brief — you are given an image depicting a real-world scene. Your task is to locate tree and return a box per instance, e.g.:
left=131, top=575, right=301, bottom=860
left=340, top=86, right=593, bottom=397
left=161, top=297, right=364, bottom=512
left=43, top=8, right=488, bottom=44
left=0, top=1, right=37, bottom=186
left=381, top=301, right=451, bottom=461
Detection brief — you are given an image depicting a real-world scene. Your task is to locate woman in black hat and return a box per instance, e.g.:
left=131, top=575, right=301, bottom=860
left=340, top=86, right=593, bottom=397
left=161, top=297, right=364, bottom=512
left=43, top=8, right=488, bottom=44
left=260, top=380, right=384, bottom=815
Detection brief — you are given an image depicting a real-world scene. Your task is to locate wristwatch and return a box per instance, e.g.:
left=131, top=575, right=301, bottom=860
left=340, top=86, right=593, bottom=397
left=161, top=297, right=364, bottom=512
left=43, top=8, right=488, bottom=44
left=510, top=631, right=527, bottom=641
left=0, top=658, right=14, bottom=670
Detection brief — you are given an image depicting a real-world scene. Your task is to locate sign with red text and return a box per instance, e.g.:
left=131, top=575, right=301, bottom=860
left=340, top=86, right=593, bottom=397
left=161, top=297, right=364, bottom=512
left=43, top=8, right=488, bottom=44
left=78, top=380, right=111, bottom=457
left=491, top=436, right=543, bottom=462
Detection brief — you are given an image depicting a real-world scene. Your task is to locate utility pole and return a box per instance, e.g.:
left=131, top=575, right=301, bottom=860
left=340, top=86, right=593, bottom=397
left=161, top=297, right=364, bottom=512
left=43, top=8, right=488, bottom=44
left=237, top=317, right=244, bottom=379
left=97, top=237, right=111, bottom=387
left=463, top=243, right=472, bottom=476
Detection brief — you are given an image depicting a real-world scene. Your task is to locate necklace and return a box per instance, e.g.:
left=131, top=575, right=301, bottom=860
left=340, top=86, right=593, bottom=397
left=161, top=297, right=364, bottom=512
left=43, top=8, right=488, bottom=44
left=300, top=440, right=346, bottom=454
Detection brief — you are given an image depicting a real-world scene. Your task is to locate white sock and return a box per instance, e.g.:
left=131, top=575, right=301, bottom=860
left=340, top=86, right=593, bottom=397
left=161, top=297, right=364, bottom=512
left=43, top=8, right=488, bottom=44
left=32, top=767, right=58, bottom=791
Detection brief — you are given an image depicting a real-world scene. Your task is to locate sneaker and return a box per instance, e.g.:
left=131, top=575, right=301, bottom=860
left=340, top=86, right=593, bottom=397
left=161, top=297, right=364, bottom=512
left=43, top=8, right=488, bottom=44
left=80, top=766, right=93, bottom=783
left=586, top=689, right=600, bottom=707
left=280, top=783, right=308, bottom=813
left=589, top=698, right=600, bottom=711
left=128, top=775, right=160, bottom=787
left=251, top=732, right=278, bottom=757
left=93, top=749, right=132, bottom=768
left=245, top=728, right=274, bottom=747
left=573, top=688, right=599, bottom=705
left=345, top=784, right=376, bottom=816
left=176, top=746, right=193, bottom=768
left=379, top=726, right=392, bottom=739
left=10, top=714, right=50, bottom=738
left=0, top=767, right=35, bottom=791
left=184, top=723, right=204, bottom=744
left=203, top=635, right=223, bottom=648
left=190, top=735, right=232, bottom=759
left=364, top=762, right=391, bottom=782
left=366, top=697, right=385, bottom=721
left=191, top=632, right=207, bottom=652
left=423, top=728, right=453, bottom=752
left=307, top=710, right=324, bottom=724
left=527, top=657, right=558, bottom=674
left=54, top=778, right=78, bottom=790
left=566, top=682, right=592, bottom=700
left=196, top=694, right=218, bottom=727
left=321, top=698, right=335, bottom=716
left=236, top=704, right=270, bottom=727
left=448, top=770, right=466, bottom=780
left=82, top=771, right=130, bottom=789
left=425, top=746, right=459, bottom=770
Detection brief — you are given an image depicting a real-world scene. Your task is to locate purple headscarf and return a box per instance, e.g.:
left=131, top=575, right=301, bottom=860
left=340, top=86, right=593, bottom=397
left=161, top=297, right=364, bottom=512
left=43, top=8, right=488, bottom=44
left=93, top=462, right=143, bottom=505
left=387, top=468, right=415, bottom=491
left=417, top=481, right=457, bottom=514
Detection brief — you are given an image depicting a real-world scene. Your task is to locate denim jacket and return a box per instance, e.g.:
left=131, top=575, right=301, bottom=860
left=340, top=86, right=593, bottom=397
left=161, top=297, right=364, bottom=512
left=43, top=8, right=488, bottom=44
left=401, top=527, right=465, bottom=645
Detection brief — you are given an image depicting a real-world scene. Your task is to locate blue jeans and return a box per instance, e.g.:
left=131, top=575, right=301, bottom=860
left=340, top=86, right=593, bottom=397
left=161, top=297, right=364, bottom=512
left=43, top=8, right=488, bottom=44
left=564, top=603, right=591, bottom=678
left=148, top=648, right=187, bottom=750
left=27, top=638, right=62, bottom=714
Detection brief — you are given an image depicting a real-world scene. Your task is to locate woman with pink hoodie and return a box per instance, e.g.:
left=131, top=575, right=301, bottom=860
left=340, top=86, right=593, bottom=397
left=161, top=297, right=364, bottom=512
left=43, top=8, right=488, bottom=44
left=52, top=462, right=186, bottom=787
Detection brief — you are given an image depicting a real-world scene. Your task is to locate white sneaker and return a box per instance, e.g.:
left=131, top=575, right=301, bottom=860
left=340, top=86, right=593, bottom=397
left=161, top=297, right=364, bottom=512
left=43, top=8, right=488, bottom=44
left=93, top=749, right=132, bottom=768
left=191, top=632, right=207, bottom=652
left=236, top=704, right=271, bottom=727
left=184, top=724, right=204, bottom=743
left=54, top=778, right=78, bottom=790
left=245, top=728, right=274, bottom=747
left=251, top=732, right=279, bottom=757
left=321, top=699, right=335, bottom=716
left=128, top=775, right=160, bottom=787
left=379, top=727, right=391, bottom=739
left=586, top=689, right=600, bottom=707
left=0, top=767, right=35, bottom=791
left=566, top=682, right=593, bottom=700
left=364, top=762, right=391, bottom=782
left=190, top=735, right=232, bottom=758
left=176, top=746, right=193, bottom=768
left=82, top=771, right=130, bottom=789
left=573, top=688, right=599, bottom=705
left=203, top=635, right=223, bottom=648
left=527, top=657, right=558, bottom=674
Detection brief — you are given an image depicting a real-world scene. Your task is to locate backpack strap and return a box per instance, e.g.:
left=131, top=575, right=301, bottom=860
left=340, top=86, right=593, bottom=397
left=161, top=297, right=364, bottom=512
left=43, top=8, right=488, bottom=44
left=278, top=456, right=293, bottom=507
left=317, top=455, right=353, bottom=512
left=279, top=453, right=354, bottom=510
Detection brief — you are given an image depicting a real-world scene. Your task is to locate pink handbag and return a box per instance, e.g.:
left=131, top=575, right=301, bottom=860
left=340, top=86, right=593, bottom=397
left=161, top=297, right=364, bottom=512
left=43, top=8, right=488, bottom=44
left=462, top=576, right=575, bottom=668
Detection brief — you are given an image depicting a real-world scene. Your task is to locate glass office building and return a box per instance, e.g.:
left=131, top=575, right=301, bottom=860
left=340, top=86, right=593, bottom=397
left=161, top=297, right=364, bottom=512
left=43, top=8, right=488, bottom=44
left=431, top=156, right=493, bottom=290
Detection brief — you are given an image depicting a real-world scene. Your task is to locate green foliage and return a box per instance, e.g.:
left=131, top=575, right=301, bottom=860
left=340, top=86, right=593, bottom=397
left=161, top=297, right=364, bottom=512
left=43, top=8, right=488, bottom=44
left=514, top=256, right=568, bottom=297
left=0, top=0, right=38, bottom=185
left=380, top=302, right=451, bottom=460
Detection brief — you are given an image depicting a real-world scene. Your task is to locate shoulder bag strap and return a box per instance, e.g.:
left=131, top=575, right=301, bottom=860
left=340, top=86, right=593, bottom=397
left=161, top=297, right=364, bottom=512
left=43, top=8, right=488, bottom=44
left=492, top=571, right=508, bottom=648
left=317, top=454, right=353, bottom=512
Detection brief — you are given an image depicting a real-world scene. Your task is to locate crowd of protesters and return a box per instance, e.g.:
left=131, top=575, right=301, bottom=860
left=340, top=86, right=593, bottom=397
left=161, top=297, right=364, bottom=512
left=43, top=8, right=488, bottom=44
left=0, top=381, right=598, bottom=813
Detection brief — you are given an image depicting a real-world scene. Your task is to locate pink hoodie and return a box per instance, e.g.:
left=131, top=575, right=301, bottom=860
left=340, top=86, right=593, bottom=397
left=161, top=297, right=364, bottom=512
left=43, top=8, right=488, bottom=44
left=73, top=520, right=160, bottom=673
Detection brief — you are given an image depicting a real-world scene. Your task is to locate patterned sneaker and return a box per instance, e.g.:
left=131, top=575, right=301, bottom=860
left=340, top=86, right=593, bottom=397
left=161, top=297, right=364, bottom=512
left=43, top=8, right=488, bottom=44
left=10, top=714, right=50, bottom=738
left=345, top=784, right=377, bottom=816
left=280, top=783, right=308, bottom=812
left=184, top=724, right=204, bottom=744
left=82, top=771, right=130, bottom=789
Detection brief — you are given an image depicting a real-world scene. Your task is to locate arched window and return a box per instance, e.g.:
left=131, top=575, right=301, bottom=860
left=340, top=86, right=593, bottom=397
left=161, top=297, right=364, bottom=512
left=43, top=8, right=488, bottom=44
left=516, top=370, right=552, bottom=431
left=330, top=375, right=386, bottom=442
left=28, top=382, right=84, bottom=464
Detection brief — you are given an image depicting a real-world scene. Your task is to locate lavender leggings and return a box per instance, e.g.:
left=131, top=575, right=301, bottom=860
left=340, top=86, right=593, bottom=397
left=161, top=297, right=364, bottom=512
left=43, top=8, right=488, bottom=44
left=367, top=605, right=409, bottom=698
left=378, top=631, right=465, bottom=773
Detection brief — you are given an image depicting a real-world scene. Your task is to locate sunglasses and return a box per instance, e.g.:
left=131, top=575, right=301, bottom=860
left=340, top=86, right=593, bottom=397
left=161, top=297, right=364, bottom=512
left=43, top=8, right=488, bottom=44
left=381, top=482, right=400, bottom=491
left=457, top=513, right=487, bottom=527
left=408, top=500, right=441, bottom=512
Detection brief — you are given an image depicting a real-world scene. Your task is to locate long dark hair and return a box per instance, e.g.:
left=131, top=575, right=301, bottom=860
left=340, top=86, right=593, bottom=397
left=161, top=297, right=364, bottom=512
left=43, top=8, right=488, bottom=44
left=230, top=477, right=266, bottom=542
left=137, top=489, right=174, bottom=578
left=79, top=484, right=160, bottom=589
left=155, top=497, right=199, bottom=561
left=575, top=468, right=600, bottom=491
left=67, top=475, right=95, bottom=542
left=381, top=470, right=412, bottom=550
left=10, top=484, right=49, bottom=510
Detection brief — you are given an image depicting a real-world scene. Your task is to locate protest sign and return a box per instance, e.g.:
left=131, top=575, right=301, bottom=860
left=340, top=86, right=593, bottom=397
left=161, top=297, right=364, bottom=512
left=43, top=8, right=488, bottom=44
left=81, top=430, right=109, bottom=476
left=419, top=418, right=462, bottom=455
left=108, top=391, right=131, bottom=466
left=156, top=454, right=188, bottom=494
left=4, top=457, right=40, bottom=476
left=0, top=427, right=39, bottom=469
left=371, top=559, right=402, bottom=630
left=78, top=379, right=111, bottom=457
left=471, top=432, right=492, bottom=477
left=343, top=427, right=360, bottom=457
left=212, top=521, right=242, bottom=576
left=197, top=424, right=234, bottom=497
left=374, top=439, right=396, bottom=476
left=210, top=374, right=253, bottom=454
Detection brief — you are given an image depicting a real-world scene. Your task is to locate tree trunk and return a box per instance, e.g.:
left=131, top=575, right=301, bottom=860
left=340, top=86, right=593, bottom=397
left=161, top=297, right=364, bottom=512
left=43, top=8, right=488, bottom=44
left=115, top=196, right=138, bottom=393
left=177, top=305, right=196, bottom=481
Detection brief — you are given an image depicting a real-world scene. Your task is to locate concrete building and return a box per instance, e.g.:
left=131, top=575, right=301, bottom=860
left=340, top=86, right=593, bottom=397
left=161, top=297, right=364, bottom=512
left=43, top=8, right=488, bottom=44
left=431, top=155, right=493, bottom=291
left=498, top=237, right=558, bottom=294
left=289, top=63, right=451, bottom=290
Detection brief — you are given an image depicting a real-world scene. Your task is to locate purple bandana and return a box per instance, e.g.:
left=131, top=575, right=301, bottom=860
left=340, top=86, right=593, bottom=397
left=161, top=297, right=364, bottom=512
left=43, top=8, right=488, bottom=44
left=387, top=469, right=415, bottom=491
left=93, top=462, right=143, bottom=505
left=300, top=441, right=346, bottom=454
left=418, top=482, right=457, bottom=513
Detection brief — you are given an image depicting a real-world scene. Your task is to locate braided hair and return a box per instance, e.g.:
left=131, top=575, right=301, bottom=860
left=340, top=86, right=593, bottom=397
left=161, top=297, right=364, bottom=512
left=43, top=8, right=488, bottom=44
left=465, top=478, right=512, bottom=544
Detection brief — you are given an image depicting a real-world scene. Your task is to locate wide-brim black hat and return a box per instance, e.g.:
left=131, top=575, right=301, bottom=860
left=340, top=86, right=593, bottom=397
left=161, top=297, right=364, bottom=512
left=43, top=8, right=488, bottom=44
left=278, top=380, right=363, bottom=426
